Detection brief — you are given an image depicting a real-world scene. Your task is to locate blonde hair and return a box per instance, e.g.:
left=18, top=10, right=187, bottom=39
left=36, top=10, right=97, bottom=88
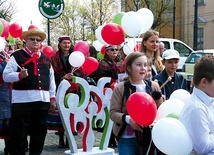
left=140, top=30, right=164, bottom=72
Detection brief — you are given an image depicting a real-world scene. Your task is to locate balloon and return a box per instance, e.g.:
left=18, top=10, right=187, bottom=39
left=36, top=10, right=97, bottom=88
left=97, top=51, right=104, bottom=60
left=92, top=40, right=103, bottom=52
left=134, top=43, right=141, bottom=52
left=28, top=24, right=37, bottom=30
left=156, top=98, right=184, bottom=121
left=82, top=57, right=99, bottom=76
left=101, top=23, right=125, bottom=45
left=74, top=41, right=89, bottom=56
left=166, top=112, right=179, bottom=119
left=9, top=23, right=23, bottom=38
left=7, top=34, right=16, bottom=45
left=126, top=92, right=157, bottom=126
left=152, top=117, right=193, bottom=155
left=42, top=46, right=54, bottom=58
left=0, top=18, right=9, bottom=38
left=0, top=20, right=3, bottom=36
left=100, top=45, right=106, bottom=55
left=95, top=25, right=107, bottom=45
left=68, top=51, right=85, bottom=67
left=122, top=38, right=136, bottom=55
left=121, top=11, right=143, bottom=37
left=112, top=12, right=125, bottom=26
left=0, top=37, right=5, bottom=51
left=137, top=8, right=154, bottom=34
left=170, top=89, right=190, bottom=103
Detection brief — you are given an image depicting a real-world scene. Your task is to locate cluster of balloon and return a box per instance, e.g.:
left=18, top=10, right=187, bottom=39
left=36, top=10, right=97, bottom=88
left=68, top=41, right=99, bottom=76
left=126, top=92, right=157, bottom=126
left=92, top=8, right=154, bottom=60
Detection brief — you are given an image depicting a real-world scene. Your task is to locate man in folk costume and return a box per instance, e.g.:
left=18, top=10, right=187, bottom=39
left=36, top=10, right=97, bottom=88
left=3, top=27, right=56, bottom=155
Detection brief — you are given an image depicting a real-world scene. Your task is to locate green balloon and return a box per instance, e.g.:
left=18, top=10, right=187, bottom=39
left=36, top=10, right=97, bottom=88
left=97, top=51, right=104, bottom=60
left=166, top=113, right=179, bottom=120
left=0, top=20, right=3, bottom=36
left=112, top=12, right=125, bottom=26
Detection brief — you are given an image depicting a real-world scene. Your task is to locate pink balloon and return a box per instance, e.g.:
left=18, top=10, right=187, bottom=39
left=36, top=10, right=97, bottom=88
left=9, top=23, right=23, bottom=38
left=127, top=92, right=157, bottom=126
left=101, top=23, right=125, bottom=45
left=0, top=18, right=9, bottom=38
left=74, top=41, right=89, bottom=56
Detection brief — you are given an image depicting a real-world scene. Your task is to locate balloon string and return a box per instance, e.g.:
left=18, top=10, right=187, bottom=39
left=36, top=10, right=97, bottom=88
left=71, top=67, right=79, bottom=74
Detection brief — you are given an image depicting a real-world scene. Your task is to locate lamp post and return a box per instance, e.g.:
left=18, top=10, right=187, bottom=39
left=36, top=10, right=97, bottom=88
left=172, top=0, right=176, bottom=38
left=193, top=0, right=198, bottom=51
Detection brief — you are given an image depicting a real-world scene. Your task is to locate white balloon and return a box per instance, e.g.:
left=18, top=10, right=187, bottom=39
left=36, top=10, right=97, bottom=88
left=156, top=98, right=184, bottom=121
left=92, top=40, right=104, bottom=52
left=0, top=37, right=5, bottom=51
left=121, top=11, right=143, bottom=37
left=95, top=25, right=107, bottom=45
left=137, top=8, right=154, bottom=34
left=152, top=117, right=193, bottom=155
left=69, top=51, right=85, bottom=67
left=170, top=89, right=191, bottom=103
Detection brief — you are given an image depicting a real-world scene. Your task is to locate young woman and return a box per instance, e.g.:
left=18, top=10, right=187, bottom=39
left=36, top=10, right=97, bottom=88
left=110, top=52, right=163, bottom=155
left=140, top=30, right=164, bottom=78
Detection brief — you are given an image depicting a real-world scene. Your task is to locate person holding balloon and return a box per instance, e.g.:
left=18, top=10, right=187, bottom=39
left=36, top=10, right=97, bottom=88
left=50, top=36, right=84, bottom=148
left=140, top=30, right=164, bottom=79
left=110, top=52, right=163, bottom=155
left=180, top=55, right=214, bottom=155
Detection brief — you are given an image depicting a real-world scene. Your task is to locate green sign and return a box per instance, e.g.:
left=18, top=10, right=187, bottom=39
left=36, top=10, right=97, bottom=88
left=38, top=0, right=64, bottom=19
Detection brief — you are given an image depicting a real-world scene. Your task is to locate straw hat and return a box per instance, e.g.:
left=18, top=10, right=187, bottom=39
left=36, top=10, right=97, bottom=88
left=22, top=28, right=46, bottom=41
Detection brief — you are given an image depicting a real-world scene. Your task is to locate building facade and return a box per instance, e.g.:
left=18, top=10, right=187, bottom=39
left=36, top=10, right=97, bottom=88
left=121, top=0, right=214, bottom=50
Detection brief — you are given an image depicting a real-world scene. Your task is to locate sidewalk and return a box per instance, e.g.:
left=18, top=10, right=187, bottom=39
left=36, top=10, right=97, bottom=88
left=0, top=130, right=118, bottom=155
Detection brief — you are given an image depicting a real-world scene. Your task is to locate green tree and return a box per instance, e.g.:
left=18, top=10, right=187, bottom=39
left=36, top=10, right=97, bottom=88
left=0, top=0, right=17, bottom=21
left=44, top=0, right=120, bottom=45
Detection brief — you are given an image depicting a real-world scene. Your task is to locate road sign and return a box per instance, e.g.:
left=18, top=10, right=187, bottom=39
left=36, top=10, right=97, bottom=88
left=38, top=0, right=64, bottom=19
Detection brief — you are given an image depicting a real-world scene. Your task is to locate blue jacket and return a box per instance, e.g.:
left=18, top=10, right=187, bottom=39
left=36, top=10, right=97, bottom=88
left=153, top=69, right=187, bottom=100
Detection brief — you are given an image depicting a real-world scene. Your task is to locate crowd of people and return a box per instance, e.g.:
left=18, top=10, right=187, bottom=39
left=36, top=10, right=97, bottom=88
left=0, top=26, right=212, bottom=155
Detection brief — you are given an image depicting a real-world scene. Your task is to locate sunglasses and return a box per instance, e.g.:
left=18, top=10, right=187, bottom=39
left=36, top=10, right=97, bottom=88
left=109, top=48, right=119, bottom=51
left=28, top=38, right=42, bottom=42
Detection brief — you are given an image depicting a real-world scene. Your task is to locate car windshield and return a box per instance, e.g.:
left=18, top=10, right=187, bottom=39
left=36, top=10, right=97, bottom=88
left=185, top=53, right=212, bottom=63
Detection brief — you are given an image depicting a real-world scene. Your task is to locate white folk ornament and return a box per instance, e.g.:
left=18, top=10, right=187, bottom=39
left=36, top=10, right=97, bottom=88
left=56, top=77, right=116, bottom=155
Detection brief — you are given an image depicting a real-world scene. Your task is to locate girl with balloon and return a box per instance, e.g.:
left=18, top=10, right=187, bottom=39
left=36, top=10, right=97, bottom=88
left=110, top=52, right=164, bottom=155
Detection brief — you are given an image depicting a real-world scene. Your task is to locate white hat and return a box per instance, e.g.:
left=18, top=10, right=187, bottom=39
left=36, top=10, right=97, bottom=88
left=162, top=49, right=180, bottom=60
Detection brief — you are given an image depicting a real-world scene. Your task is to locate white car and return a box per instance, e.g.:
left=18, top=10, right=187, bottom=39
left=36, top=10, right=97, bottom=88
left=124, top=38, right=194, bottom=71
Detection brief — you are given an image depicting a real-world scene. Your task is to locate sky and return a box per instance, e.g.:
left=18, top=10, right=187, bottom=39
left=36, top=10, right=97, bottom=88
left=11, top=0, right=45, bottom=31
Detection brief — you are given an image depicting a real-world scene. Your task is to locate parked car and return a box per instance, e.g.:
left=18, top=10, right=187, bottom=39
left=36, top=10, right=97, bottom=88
left=125, top=38, right=194, bottom=71
left=180, top=49, right=214, bottom=88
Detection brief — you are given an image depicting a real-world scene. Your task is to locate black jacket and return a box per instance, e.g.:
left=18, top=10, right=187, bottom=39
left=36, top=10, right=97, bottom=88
left=153, top=69, right=187, bottom=100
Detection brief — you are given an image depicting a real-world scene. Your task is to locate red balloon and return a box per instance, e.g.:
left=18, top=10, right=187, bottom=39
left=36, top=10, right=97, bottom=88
left=82, top=57, right=98, bottom=76
left=28, top=24, right=37, bottom=30
left=0, top=18, right=9, bottom=38
left=134, top=43, right=141, bottom=52
left=101, top=23, right=125, bottom=45
left=9, top=23, right=23, bottom=38
left=42, top=46, right=54, bottom=58
left=127, top=92, right=157, bottom=126
left=74, top=41, right=89, bottom=56
left=101, top=45, right=106, bottom=55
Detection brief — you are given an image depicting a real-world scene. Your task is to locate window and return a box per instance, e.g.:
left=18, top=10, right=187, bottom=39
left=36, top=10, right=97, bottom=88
left=173, top=42, right=192, bottom=57
left=198, top=0, right=205, bottom=5
left=197, top=28, right=204, bottom=50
